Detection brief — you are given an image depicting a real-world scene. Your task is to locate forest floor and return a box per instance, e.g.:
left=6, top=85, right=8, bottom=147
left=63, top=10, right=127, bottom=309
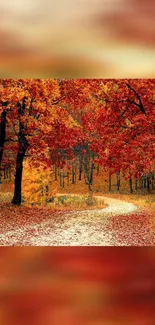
left=0, top=187, right=154, bottom=246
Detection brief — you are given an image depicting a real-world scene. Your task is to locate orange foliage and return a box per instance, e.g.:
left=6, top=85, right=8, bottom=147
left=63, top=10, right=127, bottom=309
left=0, top=79, right=155, bottom=205
left=23, top=161, right=57, bottom=205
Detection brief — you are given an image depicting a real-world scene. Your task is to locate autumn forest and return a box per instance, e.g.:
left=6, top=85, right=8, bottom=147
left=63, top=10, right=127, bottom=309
left=0, top=79, right=155, bottom=245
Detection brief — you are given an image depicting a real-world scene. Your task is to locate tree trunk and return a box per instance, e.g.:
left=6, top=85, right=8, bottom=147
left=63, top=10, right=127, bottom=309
left=0, top=111, right=7, bottom=181
left=129, top=177, right=133, bottom=193
left=12, top=143, right=28, bottom=205
left=108, top=171, right=112, bottom=192
left=139, top=177, right=143, bottom=194
left=116, top=170, right=121, bottom=191
left=90, top=162, right=94, bottom=186
left=12, top=98, right=29, bottom=205
left=151, top=175, right=154, bottom=190
left=0, top=165, right=2, bottom=184
left=12, top=133, right=29, bottom=205
left=128, top=169, right=133, bottom=194
left=4, top=167, right=6, bottom=179
left=87, top=163, right=94, bottom=192
left=88, top=183, right=92, bottom=192
left=62, top=170, right=65, bottom=188
left=75, top=163, right=77, bottom=183
left=72, top=162, right=75, bottom=184
left=147, top=176, right=150, bottom=193
left=144, top=176, right=147, bottom=193
left=54, top=165, right=57, bottom=181
left=78, top=154, right=83, bottom=180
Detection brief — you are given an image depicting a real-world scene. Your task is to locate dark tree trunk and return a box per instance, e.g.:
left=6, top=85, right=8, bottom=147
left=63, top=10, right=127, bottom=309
left=139, top=177, right=143, bottom=194
left=12, top=98, right=29, bottom=206
left=96, top=154, right=100, bottom=176
left=144, top=176, right=147, bottom=193
left=12, top=139, right=29, bottom=205
left=90, top=162, right=94, bottom=186
left=0, top=110, right=7, bottom=183
left=75, top=163, right=77, bottom=183
left=0, top=167, right=2, bottom=184
left=129, top=177, right=133, bottom=193
left=151, top=175, right=154, bottom=190
left=62, top=170, right=65, bottom=188
left=88, top=183, right=92, bottom=192
left=54, top=166, right=57, bottom=181
left=128, top=169, right=133, bottom=194
left=0, top=111, right=7, bottom=161
left=83, top=150, right=93, bottom=191
left=78, top=154, right=83, bottom=180
left=72, top=162, right=76, bottom=184
left=108, top=171, right=112, bottom=192
left=147, top=176, right=150, bottom=193
left=116, top=170, right=121, bottom=191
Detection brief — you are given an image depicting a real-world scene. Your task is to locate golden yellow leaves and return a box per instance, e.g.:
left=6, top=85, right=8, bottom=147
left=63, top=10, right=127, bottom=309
left=102, top=84, right=109, bottom=94
left=23, top=161, right=58, bottom=204
left=125, top=119, right=132, bottom=126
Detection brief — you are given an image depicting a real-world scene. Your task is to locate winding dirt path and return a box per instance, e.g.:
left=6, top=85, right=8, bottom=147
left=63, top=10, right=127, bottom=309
left=0, top=194, right=146, bottom=246
left=57, top=194, right=138, bottom=215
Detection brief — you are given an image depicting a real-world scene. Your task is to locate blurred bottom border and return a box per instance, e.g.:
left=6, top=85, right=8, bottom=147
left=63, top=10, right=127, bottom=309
left=0, top=247, right=155, bottom=325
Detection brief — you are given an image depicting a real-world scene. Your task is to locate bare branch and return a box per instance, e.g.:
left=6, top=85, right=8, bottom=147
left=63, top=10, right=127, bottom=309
left=51, top=96, right=66, bottom=106
left=126, top=83, right=147, bottom=115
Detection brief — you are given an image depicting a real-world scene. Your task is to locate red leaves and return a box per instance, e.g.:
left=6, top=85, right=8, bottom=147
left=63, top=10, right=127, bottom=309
left=0, top=195, right=154, bottom=246
left=0, top=202, right=63, bottom=236
left=0, top=78, right=155, bottom=210
left=108, top=210, right=155, bottom=246
left=1, top=79, right=154, bottom=175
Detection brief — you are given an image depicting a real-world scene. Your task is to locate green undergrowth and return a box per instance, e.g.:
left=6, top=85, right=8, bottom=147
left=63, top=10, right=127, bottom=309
left=47, top=195, right=107, bottom=210
left=24, top=194, right=107, bottom=210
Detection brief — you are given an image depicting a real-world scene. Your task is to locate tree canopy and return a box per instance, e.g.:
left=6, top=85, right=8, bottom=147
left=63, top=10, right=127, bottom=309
left=0, top=79, right=154, bottom=205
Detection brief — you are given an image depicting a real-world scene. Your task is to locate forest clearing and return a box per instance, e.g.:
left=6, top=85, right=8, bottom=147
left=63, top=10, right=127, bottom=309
left=0, top=79, right=155, bottom=245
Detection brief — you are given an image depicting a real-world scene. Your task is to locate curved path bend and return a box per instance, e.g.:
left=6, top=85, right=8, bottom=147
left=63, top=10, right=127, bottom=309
left=60, top=194, right=138, bottom=216
left=0, top=195, right=144, bottom=246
